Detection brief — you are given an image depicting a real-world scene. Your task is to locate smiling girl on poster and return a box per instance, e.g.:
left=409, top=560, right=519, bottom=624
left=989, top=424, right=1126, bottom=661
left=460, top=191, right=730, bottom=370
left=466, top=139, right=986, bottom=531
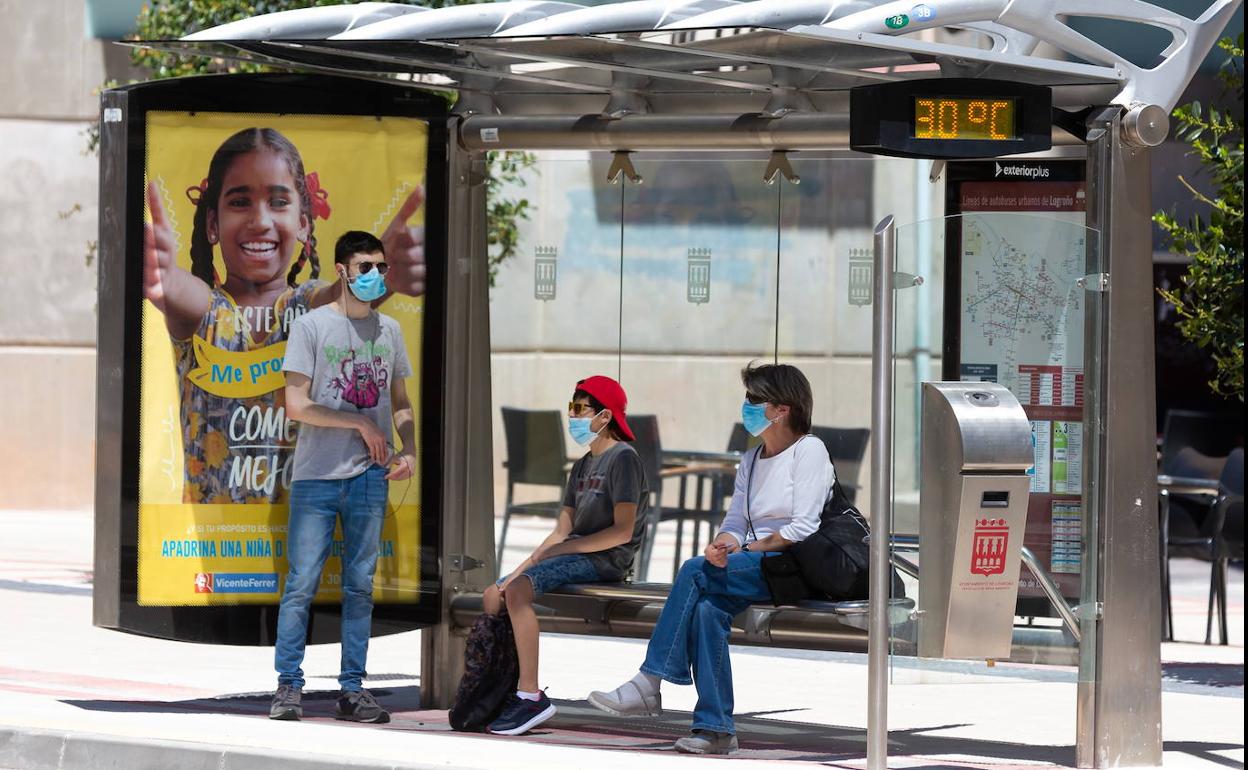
left=144, top=127, right=426, bottom=504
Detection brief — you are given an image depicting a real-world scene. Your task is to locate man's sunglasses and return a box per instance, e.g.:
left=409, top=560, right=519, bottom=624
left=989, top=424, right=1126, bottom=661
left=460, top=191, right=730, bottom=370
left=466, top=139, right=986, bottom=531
left=356, top=261, right=389, bottom=275
left=745, top=392, right=768, bottom=405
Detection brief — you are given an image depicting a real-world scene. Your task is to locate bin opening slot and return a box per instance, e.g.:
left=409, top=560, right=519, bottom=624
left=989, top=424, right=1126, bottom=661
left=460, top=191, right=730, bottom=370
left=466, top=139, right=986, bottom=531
left=980, top=491, right=1010, bottom=508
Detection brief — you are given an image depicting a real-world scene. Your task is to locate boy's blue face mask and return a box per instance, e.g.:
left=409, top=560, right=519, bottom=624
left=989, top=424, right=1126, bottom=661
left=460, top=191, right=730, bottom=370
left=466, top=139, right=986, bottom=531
left=347, top=267, right=387, bottom=302
left=568, top=410, right=605, bottom=446
left=741, top=401, right=774, bottom=437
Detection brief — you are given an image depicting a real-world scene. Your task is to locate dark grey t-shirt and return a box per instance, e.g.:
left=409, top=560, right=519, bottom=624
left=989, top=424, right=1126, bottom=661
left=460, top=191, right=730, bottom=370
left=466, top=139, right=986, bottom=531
left=282, top=306, right=412, bottom=482
left=561, top=442, right=649, bottom=580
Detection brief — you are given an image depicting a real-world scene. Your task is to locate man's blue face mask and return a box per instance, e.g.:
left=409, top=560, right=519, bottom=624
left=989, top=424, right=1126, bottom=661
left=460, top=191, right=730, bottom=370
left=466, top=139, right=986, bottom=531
left=347, top=267, right=388, bottom=303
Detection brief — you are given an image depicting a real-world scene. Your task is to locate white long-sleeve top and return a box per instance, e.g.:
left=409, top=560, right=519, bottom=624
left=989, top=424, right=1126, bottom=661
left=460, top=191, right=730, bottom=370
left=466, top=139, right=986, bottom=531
left=718, top=435, right=836, bottom=546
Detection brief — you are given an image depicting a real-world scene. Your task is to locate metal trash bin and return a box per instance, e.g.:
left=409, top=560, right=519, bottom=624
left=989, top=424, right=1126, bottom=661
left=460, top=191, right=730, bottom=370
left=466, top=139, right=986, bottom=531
left=918, top=382, right=1032, bottom=659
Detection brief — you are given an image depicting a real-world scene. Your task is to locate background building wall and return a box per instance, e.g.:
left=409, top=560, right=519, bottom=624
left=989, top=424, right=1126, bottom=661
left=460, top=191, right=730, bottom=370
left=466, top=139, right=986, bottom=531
left=0, top=0, right=138, bottom=508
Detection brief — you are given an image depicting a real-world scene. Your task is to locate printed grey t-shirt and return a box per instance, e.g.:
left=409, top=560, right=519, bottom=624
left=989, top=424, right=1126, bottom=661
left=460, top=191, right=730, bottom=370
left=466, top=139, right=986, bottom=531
left=282, top=306, right=412, bottom=482
left=561, top=442, right=650, bottom=580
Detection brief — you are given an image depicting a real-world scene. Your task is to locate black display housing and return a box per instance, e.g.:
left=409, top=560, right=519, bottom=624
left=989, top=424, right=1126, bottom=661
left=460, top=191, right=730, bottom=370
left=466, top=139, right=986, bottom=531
left=850, top=78, right=1053, bottom=159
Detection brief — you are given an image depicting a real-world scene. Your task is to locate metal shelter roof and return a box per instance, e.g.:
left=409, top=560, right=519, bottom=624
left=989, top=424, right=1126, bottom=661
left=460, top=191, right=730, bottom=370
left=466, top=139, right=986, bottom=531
left=138, top=0, right=1241, bottom=117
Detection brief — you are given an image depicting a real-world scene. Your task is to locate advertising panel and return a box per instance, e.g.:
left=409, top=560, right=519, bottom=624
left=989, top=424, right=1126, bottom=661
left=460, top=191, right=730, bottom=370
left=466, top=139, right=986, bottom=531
left=944, top=159, right=1088, bottom=604
left=94, top=74, right=446, bottom=642
left=139, top=111, right=427, bottom=606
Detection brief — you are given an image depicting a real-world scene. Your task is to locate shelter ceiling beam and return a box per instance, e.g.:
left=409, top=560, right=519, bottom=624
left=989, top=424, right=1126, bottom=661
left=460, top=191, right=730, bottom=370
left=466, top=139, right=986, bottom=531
left=421, top=39, right=774, bottom=92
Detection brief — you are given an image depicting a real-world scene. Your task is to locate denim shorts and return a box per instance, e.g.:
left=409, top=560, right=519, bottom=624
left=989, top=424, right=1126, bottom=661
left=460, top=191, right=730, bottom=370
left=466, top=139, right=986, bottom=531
left=496, top=554, right=603, bottom=596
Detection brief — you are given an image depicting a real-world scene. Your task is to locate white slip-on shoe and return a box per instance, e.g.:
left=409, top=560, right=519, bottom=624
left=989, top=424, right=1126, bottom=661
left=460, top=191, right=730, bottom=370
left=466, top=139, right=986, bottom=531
left=586, top=680, right=662, bottom=717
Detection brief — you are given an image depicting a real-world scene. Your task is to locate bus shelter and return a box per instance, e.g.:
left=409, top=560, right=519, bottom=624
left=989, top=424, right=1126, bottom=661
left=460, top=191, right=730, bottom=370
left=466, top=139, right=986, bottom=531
left=92, top=1, right=1242, bottom=768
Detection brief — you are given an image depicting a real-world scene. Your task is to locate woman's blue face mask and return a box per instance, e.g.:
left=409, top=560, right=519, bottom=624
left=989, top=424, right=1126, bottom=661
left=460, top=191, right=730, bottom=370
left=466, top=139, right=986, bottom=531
left=741, top=400, right=774, bottom=437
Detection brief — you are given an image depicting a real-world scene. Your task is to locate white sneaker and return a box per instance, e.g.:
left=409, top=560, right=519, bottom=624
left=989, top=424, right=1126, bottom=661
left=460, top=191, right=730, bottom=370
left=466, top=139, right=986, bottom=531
left=587, top=680, right=662, bottom=717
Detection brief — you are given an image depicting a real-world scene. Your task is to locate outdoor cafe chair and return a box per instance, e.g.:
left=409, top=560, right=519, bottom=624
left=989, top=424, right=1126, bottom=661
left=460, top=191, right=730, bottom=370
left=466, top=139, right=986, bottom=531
left=497, top=406, right=569, bottom=565
left=1163, top=448, right=1243, bottom=645
left=1156, top=408, right=1243, bottom=642
left=630, top=414, right=733, bottom=581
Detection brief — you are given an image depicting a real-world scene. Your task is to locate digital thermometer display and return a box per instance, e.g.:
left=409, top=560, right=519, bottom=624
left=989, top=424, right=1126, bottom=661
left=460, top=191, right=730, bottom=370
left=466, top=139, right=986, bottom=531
left=913, top=97, right=1017, bottom=141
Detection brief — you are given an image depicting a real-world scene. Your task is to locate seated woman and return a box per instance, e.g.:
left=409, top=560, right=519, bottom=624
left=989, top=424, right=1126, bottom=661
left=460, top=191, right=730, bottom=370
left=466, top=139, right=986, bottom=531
left=587, top=362, right=834, bottom=755
left=483, top=375, right=649, bottom=736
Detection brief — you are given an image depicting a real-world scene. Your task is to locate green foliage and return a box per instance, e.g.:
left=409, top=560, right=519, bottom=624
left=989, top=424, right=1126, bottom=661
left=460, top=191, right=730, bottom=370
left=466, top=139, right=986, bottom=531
left=1154, top=34, right=1245, bottom=400
left=486, top=150, right=537, bottom=287
left=108, top=0, right=536, bottom=284
left=131, top=0, right=352, bottom=78
left=129, top=0, right=472, bottom=77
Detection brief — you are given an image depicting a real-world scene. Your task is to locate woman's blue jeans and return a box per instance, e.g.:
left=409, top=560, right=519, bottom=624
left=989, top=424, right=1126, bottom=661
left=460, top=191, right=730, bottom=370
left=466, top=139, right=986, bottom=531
left=275, top=465, right=387, bottom=692
left=640, top=551, right=772, bottom=734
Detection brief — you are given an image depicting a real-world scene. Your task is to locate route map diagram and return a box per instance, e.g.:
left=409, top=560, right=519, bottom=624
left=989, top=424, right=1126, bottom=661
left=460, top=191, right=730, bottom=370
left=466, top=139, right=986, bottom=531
left=951, top=166, right=1090, bottom=600
left=959, top=212, right=1088, bottom=404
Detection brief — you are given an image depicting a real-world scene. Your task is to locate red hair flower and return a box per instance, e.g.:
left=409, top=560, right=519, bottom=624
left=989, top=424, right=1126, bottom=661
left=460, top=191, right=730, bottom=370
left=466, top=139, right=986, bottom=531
left=305, top=172, right=331, bottom=221
left=185, top=178, right=208, bottom=205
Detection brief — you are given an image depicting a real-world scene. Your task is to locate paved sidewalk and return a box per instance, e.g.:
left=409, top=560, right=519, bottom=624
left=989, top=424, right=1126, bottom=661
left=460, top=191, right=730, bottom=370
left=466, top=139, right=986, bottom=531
left=0, top=510, right=1241, bottom=769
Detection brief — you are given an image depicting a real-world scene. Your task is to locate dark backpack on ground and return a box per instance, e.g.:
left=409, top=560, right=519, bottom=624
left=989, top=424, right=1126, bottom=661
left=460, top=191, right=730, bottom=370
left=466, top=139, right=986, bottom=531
left=448, top=611, right=519, bottom=732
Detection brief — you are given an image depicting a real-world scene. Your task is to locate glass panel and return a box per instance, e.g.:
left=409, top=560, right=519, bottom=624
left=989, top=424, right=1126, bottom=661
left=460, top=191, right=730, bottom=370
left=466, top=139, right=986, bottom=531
left=775, top=152, right=923, bottom=534
left=889, top=212, right=1100, bottom=688
left=489, top=152, right=624, bottom=575
left=618, top=154, right=782, bottom=582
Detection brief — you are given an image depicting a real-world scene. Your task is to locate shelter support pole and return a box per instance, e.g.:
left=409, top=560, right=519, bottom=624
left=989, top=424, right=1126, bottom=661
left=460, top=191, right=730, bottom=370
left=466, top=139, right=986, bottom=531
left=868, top=216, right=896, bottom=770
left=421, top=126, right=496, bottom=708
left=1077, top=107, right=1162, bottom=767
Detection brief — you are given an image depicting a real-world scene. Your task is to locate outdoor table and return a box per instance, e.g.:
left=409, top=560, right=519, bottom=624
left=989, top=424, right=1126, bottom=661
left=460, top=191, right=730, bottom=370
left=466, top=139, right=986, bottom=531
left=659, top=449, right=742, bottom=580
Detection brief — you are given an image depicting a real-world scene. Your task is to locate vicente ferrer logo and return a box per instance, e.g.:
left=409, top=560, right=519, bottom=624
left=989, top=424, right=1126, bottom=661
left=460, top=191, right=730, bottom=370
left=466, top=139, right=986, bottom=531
left=970, top=519, right=1009, bottom=576
left=193, top=572, right=278, bottom=594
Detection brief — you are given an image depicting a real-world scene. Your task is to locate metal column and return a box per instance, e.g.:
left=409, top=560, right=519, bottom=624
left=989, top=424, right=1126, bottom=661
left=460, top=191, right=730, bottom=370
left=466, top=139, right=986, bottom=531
left=421, top=126, right=498, bottom=708
left=1077, top=108, right=1163, bottom=767
left=868, top=215, right=896, bottom=770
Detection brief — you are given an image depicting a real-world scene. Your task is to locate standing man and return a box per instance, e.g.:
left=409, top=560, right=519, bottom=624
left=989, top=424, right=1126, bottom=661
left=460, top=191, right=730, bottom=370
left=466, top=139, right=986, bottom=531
left=270, top=230, right=417, bottom=723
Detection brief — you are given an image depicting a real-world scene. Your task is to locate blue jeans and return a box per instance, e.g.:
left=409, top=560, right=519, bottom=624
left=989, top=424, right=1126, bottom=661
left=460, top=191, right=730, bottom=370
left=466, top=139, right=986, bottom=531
left=496, top=554, right=603, bottom=595
left=640, top=552, right=772, bottom=734
left=275, top=465, right=387, bottom=691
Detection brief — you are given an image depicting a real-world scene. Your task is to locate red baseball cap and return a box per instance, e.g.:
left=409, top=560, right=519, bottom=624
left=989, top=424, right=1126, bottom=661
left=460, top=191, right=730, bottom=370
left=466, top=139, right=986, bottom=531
left=575, top=375, right=635, bottom=441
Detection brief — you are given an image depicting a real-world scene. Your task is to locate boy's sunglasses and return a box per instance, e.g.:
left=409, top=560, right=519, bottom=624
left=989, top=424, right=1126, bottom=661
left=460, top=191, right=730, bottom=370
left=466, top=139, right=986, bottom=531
left=356, top=261, right=389, bottom=275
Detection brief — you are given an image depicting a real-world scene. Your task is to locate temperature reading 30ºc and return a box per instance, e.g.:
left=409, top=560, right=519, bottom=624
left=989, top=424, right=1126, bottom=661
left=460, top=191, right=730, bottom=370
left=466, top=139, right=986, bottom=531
left=914, top=97, right=1016, bottom=141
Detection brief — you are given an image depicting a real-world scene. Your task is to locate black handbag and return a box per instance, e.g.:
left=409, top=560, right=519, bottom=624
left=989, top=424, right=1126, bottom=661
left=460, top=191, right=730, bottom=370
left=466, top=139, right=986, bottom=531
left=794, top=476, right=907, bottom=602
left=746, top=440, right=906, bottom=604
left=790, top=484, right=872, bottom=600
left=759, top=551, right=811, bottom=605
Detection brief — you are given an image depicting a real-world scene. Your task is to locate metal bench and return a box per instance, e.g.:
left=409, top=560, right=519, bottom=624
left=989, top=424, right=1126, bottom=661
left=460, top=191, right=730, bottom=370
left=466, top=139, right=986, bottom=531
left=448, top=547, right=1079, bottom=664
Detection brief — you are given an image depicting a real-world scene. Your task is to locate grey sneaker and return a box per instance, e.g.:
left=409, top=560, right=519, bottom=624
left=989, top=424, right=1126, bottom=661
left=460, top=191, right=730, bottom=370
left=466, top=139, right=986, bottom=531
left=674, top=730, right=738, bottom=755
left=269, top=684, right=302, bottom=721
left=336, top=689, right=391, bottom=724
left=587, top=681, right=661, bottom=717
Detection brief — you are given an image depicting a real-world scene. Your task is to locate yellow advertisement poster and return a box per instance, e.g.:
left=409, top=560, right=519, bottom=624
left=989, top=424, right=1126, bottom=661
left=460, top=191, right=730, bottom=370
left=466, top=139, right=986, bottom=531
left=138, top=111, right=426, bottom=606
